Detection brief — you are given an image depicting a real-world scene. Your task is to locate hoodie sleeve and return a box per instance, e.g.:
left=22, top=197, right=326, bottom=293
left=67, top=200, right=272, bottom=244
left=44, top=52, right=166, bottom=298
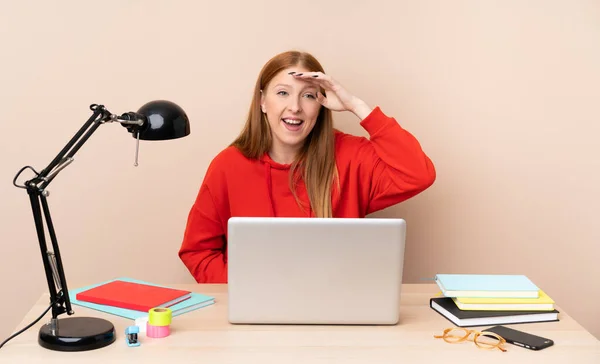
left=353, top=106, right=436, bottom=214
left=178, top=180, right=228, bottom=283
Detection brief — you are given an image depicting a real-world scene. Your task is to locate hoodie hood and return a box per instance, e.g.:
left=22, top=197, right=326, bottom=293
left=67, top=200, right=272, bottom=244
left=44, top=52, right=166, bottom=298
left=260, top=152, right=293, bottom=170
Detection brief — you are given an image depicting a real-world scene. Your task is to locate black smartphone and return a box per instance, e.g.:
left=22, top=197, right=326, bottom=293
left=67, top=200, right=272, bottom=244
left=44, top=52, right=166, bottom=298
left=484, top=325, right=554, bottom=350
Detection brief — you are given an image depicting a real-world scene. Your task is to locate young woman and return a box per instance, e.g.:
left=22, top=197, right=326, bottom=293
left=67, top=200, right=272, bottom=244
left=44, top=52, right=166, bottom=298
left=179, top=50, right=436, bottom=283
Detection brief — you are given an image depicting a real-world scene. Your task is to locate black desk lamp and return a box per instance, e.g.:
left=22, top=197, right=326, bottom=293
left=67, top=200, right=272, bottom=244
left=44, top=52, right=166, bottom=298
left=10, top=100, right=190, bottom=351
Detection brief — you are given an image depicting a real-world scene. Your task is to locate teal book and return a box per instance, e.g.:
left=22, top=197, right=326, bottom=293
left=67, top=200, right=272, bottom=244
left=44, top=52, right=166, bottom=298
left=435, top=274, right=539, bottom=298
left=68, top=277, right=215, bottom=320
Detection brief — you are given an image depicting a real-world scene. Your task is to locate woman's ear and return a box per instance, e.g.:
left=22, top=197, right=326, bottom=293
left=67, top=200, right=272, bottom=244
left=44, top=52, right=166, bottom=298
left=260, top=90, right=266, bottom=113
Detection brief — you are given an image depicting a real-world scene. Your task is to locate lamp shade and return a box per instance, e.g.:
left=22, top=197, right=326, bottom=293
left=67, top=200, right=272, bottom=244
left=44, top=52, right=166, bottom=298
left=135, top=100, right=190, bottom=140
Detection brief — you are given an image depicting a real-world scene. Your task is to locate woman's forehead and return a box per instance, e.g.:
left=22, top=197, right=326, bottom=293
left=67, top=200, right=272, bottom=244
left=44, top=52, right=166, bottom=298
left=267, top=67, right=315, bottom=89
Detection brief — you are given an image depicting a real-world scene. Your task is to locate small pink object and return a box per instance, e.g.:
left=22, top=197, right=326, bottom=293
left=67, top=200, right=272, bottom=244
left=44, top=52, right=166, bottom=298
left=146, top=322, right=170, bottom=338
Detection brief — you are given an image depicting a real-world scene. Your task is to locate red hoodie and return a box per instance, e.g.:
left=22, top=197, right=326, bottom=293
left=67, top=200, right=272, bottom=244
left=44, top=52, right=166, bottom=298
left=178, top=107, right=436, bottom=283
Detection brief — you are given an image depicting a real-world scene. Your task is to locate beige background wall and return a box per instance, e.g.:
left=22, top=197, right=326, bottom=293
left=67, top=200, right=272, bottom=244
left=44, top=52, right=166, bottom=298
left=1, top=0, right=598, bottom=342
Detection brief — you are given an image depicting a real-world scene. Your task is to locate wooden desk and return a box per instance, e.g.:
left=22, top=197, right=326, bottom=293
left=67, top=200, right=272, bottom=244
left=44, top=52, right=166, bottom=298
left=1, top=284, right=599, bottom=363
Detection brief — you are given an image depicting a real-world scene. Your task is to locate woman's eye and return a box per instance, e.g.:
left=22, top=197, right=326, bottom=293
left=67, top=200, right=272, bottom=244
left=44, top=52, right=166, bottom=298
left=277, top=90, right=288, bottom=96
left=304, top=93, right=316, bottom=99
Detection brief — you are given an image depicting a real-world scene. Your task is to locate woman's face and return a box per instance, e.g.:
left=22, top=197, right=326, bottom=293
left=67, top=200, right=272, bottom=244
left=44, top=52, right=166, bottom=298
left=260, top=67, right=322, bottom=155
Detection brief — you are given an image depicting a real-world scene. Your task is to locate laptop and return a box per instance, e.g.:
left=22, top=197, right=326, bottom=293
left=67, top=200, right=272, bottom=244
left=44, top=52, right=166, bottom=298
left=227, top=217, right=406, bottom=325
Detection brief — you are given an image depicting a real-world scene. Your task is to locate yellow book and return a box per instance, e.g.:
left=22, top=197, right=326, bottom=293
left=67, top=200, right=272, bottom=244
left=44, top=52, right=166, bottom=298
left=453, top=290, right=555, bottom=311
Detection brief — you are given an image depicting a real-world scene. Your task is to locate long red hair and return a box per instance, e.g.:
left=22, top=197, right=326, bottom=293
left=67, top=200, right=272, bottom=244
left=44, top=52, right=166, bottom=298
left=231, top=50, right=338, bottom=217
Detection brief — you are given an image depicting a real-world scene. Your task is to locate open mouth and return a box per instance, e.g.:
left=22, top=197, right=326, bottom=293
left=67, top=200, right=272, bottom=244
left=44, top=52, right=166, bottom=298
left=281, top=118, right=304, bottom=131
left=282, top=118, right=304, bottom=126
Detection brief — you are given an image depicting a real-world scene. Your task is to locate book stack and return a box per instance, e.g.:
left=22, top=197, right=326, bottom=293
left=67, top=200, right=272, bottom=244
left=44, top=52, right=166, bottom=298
left=429, top=274, right=559, bottom=327
left=69, top=277, right=215, bottom=320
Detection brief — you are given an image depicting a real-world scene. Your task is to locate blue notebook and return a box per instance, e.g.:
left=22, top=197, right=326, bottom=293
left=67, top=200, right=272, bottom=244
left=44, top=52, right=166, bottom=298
left=68, top=277, right=215, bottom=320
left=435, top=274, right=539, bottom=298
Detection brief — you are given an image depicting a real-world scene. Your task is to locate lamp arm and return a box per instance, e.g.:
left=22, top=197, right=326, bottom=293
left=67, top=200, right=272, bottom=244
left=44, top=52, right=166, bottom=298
left=14, top=104, right=144, bottom=321
left=36, top=105, right=109, bottom=184
left=33, top=105, right=144, bottom=190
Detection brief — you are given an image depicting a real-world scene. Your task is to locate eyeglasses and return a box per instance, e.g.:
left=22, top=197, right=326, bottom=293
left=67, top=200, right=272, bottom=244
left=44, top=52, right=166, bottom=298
left=434, top=327, right=507, bottom=352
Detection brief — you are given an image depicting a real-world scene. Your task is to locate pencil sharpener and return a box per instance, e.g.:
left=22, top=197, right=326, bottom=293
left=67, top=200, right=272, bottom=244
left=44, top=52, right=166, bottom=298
left=125, top=325, right=140, bottom=347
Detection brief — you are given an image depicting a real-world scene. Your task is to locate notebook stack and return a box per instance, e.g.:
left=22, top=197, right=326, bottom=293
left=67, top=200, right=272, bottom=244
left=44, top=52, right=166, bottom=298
left=429, top=274, right=559, bottom=327
left=70, top=277, right=215, bottom=320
